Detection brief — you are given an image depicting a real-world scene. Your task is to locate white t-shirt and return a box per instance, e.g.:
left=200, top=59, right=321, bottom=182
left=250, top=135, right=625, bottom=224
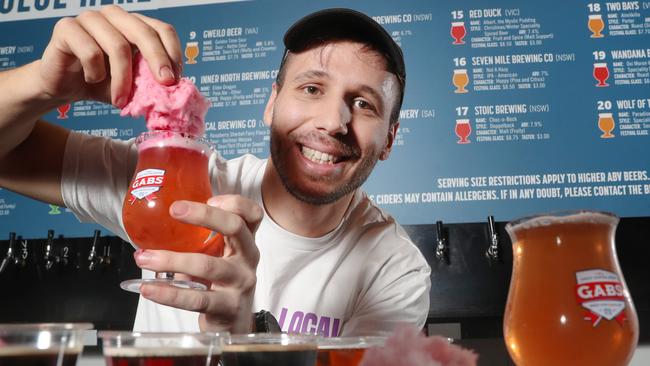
left=61, top=132, right=431, bottom=336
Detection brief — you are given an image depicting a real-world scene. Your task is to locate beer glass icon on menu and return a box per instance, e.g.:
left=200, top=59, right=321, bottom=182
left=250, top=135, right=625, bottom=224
left=120, top=130, right=224, bottom=293
left=504, top=211, right=639, bottom=366
left=185, top=41, right=199, bottom=64
left=453, top=69, right=470, bottom=93
left=455, top=119, right=471, bottom=144
left=451, top=22, right=466, bottom=44
left=598, top=112, right=616, bottom=138
left=57, top=103, right=71, bottom=119
left=594, top=62, right=610, bottom=87
left=588, top=14, right=605, bottom=38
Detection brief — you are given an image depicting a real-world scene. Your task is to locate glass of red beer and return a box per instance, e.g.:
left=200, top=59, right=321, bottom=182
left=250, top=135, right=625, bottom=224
left=316, top=336, right=386, bottom=366
left=120, top=130, right=224, bottom=293
left=100, top=331, right=226, bottom=366
left=503, top=210, right=639, bottom=366
left=0, top=323, right=93, bottom=366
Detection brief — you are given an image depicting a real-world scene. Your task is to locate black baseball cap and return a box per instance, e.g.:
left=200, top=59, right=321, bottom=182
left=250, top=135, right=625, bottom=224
left=282, top=8, right=406, bottom=83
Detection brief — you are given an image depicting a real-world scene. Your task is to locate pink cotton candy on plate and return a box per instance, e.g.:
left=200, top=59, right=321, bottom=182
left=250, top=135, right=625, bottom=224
left=359, top=326, right=478, bottom=366
left=120, top=53, right=210, bottom=136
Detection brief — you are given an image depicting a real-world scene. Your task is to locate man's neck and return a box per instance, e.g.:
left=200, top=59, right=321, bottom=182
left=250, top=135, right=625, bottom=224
left=261, top=161, right=354, bottom=238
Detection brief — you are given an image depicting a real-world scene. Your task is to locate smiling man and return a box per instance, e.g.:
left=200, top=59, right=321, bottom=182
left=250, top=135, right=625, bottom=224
left=0, top=7, right=431, bottom=335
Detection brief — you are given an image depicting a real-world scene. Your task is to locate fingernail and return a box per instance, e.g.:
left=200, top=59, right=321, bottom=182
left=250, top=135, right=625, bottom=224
left=115, top=96, right=126, bottom=108
left=171, top=201, right=190, bottom=217
left=134, top=249, right=153, bottom=264
left=159, top=65, right=174, bottom=82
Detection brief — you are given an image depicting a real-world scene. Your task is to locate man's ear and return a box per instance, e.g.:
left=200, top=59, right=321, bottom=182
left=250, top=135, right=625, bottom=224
left=263, top=83, right=278, bottom=126
left=379, top=122, right=399, bottom=161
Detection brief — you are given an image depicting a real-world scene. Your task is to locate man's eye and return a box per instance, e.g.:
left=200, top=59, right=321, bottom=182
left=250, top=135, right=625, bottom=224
left=304, top=86, right=320, bottom=94
left=354, top=99, right=373, bottom=110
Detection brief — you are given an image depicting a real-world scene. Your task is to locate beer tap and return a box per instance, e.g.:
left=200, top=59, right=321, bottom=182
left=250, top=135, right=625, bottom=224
left=102, top=239, right=113, bottom=269
left=14, top=235, right=28, bottom=268
left=0, top=232, right=16, bottom=273
left=88, top=230, right=103, bottom=271
left=485, top=215, right=501, bottom=262
left=43, top=230, right=59, bottom=270
left=57, top=235, right=70, bottom=268
left=434, top=220, right=449, bottom=263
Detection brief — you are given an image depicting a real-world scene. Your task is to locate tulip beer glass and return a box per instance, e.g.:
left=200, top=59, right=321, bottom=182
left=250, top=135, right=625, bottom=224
left=504, top=211, right=638, bottom=366
left=121, top=130, right=223, bottom=292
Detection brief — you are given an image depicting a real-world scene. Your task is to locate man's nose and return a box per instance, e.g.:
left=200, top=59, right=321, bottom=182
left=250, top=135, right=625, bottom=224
left=314, top=97, right=351, bottom=135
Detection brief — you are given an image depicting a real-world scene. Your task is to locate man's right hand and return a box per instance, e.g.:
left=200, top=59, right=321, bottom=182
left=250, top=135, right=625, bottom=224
left=38, top=5, right=183, bottom=108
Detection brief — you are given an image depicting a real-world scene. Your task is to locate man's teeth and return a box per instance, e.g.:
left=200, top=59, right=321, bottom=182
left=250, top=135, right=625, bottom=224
left=301, top=146, right=337, bottom=164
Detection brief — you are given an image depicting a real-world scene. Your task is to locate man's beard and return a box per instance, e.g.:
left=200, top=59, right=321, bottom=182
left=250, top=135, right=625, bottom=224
left=269, top=123, right=382, bottom=205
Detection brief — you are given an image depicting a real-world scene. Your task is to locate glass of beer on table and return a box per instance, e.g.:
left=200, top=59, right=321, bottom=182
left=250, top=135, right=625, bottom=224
left=316, top=336, right=386, bottom=366
left=503, top=210, right=638, bottom=366
left=0, top=323, right=93, bottom=366
left=221, top=333, right=318, bottom=366
left=120, top=130, right=224, bottom=292
left=99, top=331, right=225, bottom=366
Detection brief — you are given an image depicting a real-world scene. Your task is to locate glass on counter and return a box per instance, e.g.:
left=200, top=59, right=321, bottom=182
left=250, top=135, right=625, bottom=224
left=99, top=331, right=225, bottom=366
left=0, top=322, right=93, bottom=366
left=504, top=210, right=638, bottom=366
left=316, top=336, right=387, bottom=366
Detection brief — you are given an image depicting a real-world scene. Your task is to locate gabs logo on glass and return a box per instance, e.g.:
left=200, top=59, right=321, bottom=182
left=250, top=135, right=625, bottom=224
left=575, top=269, right=627, bottom=327
left=128, top=169, right=166, bottom=204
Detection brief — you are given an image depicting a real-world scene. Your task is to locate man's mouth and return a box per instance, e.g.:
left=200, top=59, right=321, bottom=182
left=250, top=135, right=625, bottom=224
left=301, top=146, right=341, bottom=164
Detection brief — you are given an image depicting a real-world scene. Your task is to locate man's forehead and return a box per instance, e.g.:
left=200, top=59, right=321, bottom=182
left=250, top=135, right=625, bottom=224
left=289, top=40, right=389, bottom=71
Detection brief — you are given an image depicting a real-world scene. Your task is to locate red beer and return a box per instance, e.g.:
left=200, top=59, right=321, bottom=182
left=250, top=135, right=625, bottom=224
left=122, top=131, right=220, bottom=253
left=316, top=336, right=386, bottom=366
left=504, top=211, right=638, bottom=365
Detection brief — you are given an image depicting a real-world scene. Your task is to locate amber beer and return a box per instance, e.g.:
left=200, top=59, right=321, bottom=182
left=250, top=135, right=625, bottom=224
left=122, top=131, right=215, bottom=253
left=504, top=211, right=638, bottom=366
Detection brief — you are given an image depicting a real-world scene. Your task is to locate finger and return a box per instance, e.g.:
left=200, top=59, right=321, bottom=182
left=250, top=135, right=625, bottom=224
left=48, top=17, right=106, bottom=83
left=169, top=201, right=260, bottom=263
left=75, top=10, right=132, bottom=107
left=132, top=13, right=183, bottom=77
left=140, top=283, right=239, bottom=317
left=134, top=249, right=247, bottom=285
left=169, top=200, right=247, bottom=236
left=207, top=195, right=264, bottom=233
left=100, top=5, right=176, bottom=85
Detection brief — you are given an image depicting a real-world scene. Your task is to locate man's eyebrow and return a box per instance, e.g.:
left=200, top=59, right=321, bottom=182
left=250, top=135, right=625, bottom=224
left=292, top=70, right=330, bottom=83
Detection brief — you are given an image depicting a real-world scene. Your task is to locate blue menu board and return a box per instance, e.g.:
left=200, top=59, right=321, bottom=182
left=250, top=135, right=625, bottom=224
left=1, top=0, right=649, bottom=238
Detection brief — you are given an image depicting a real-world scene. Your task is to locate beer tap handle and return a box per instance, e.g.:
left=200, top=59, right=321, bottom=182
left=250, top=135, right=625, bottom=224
left=0, top=232, right=16, bottom=273
left=485, top=215, right=501, bottom=261
left=88, top=230, right=103, bottom=271
left=435, top=220, right=449, bottom=263
left=58, top=235, right=69, bottom=267
left=102, top=240, right=112, bottom=268
left=44, top=229, right=59, bottom=270
left=14, top=236, right=28, bottom=268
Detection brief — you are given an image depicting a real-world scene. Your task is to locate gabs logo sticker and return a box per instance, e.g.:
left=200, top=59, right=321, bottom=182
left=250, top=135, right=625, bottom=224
left=129, top=169, right=165, bottom=204
left=575, top=269, right=627, bottom=327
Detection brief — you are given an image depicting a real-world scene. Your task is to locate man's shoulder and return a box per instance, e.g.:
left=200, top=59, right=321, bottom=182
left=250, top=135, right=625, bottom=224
left=347, top=191, right=422, bottom=255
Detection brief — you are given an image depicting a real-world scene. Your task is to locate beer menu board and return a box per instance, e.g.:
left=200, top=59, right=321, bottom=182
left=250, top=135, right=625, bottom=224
left=1, top=0, right=649, bottom=238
